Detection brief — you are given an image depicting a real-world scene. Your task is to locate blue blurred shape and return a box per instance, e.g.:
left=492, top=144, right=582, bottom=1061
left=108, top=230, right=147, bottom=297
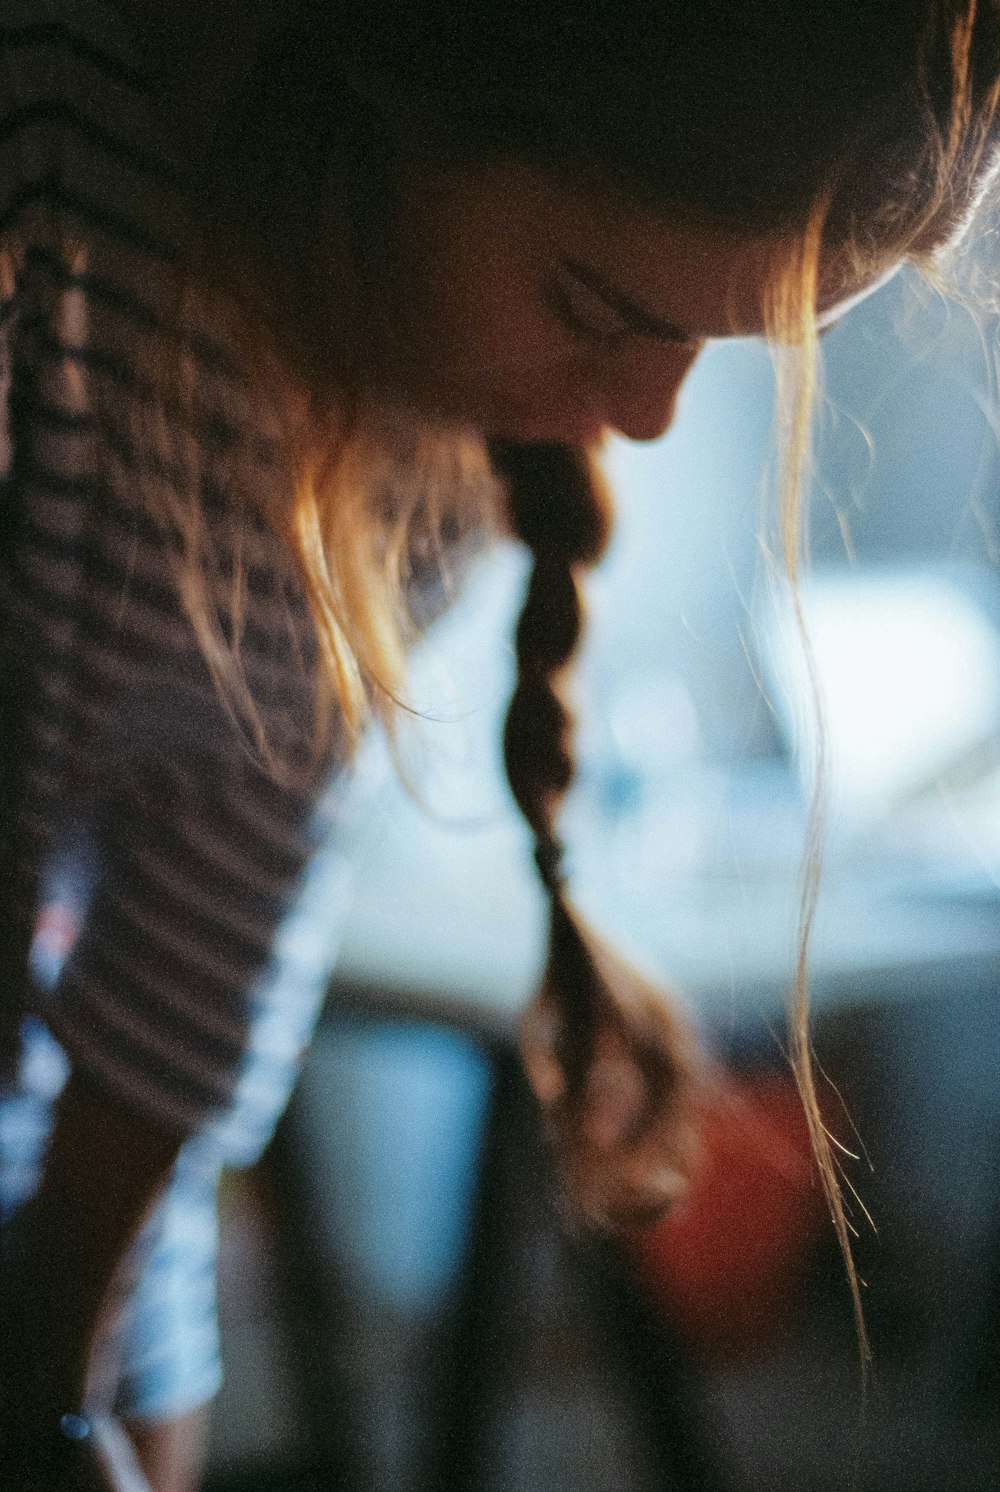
left=295, top=1018, right=493, bottom=1315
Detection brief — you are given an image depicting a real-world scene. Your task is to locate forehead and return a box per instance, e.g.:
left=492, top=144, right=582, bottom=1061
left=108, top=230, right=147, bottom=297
left=454, top=164, right=892, bottom=339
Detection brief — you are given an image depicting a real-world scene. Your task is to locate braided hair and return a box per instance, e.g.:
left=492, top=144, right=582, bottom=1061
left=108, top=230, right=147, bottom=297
left=491, top=439, right=704, bottom=1228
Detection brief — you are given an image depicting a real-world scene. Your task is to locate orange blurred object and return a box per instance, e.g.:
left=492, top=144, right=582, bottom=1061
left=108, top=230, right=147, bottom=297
left=627, top=1075, right=829, bottom=1358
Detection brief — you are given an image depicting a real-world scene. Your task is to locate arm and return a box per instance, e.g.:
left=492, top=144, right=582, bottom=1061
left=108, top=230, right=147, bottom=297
left=1, top=15, right=331, bottom=1482
left=0, top=1073, right=180, bottom=1488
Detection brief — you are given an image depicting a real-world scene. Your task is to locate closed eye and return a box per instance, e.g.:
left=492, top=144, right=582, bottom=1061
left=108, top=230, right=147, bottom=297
left=552, top=257, right=700, bottom=348
left=545, top=268, right=632, bottom=346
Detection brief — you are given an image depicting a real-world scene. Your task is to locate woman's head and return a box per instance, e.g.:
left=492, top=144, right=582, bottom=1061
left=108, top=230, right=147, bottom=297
left=218, top=0, right=1000, bottom=441
left=372, top=166, right=784, bottom=443
left=186, top=0, right=1000, bottom=752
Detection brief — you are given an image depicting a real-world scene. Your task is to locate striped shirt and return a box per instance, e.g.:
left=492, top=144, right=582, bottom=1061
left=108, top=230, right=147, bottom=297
left=0, top=0, right=358, bottom=1157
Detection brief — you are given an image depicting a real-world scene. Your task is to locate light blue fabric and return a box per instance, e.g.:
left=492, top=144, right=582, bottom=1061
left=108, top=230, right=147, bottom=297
left=103, top=1143, right=225, bottom=1424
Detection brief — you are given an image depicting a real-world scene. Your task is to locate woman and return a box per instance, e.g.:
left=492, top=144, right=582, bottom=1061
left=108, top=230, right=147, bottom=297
left=1, top=1, right=998, bottom=1488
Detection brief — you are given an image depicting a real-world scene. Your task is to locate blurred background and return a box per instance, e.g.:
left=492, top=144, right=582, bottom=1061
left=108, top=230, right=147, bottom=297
left=201, top=269, right=1000, bottom=1492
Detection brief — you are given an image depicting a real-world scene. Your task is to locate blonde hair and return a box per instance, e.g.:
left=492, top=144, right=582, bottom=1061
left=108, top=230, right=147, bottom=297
left=283, top=406, right=498, bottom=745
left=763, top=76, right=1000, bottom=1360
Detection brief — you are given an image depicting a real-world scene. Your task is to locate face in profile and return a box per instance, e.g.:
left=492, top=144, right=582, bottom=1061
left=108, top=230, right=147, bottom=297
left=366, top=164, right=890, bottom=446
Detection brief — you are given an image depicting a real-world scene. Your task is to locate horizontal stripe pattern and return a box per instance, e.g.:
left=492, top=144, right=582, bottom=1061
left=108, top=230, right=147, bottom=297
left=1, top=0, right=354, bottom=1150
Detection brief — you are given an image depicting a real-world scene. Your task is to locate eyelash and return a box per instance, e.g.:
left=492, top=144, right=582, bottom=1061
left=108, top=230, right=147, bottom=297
left=545, top=274, right=630, bottom=347
left=545, top=271, right=699, bottom=352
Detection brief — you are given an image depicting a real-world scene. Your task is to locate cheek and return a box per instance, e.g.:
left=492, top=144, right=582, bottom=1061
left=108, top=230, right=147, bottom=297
left=450, top=265, right=567, bottom=384
left=409, top=263, right=582, bottom=425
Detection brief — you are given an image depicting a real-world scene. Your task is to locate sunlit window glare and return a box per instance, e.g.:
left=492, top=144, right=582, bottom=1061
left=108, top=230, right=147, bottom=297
left=762, top=570, right=1000, bottom=826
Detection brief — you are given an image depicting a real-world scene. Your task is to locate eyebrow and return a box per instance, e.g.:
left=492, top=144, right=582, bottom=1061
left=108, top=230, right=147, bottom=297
left=559, top=256, right=696, bottom=344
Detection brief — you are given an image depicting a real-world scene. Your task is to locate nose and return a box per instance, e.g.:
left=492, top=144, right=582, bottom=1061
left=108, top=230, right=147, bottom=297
left=596, top=342, right=702, bottom=443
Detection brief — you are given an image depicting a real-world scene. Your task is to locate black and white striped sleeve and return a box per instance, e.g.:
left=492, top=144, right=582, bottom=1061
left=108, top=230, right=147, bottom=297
left=1, top=2, right=351, bottom=1143
left=45, top=736, right=330, bottom=1136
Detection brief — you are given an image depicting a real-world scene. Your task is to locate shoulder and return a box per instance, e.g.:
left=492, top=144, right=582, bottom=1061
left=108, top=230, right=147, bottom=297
left=0, top=0, right=143, bottom=124
left=1, top=0, right=139, bottom=78
left=0, top=0, right=180, bottom=263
